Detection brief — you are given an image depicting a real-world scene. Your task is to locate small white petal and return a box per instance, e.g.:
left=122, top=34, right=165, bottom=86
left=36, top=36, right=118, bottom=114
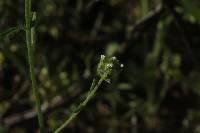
left=120, top=64, right=124, bottom=68
left=111, top=56, right=116, bottom=60
left=101, top=55, right=105, bottom=59
left=107, top=63, right=113, bottom=68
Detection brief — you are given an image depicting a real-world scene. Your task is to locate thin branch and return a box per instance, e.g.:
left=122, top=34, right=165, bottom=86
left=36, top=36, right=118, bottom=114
left=164, top=2, right=200, bottom=68
left=132, top=4, right=164, bottom=36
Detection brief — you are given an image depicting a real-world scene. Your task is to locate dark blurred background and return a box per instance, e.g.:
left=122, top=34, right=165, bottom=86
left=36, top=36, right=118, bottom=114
left=0, top=0, right=200, bottom=132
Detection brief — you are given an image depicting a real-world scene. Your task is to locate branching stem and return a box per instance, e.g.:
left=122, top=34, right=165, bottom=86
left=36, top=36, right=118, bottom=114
left=25, top=0, right=45, bottom=132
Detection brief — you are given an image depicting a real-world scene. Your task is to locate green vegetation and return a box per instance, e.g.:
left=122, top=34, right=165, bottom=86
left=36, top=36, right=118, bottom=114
left=0, top=0, right=200, bottom=132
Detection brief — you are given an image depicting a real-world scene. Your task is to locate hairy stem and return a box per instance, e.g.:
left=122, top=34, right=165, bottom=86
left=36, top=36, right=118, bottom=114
left=54, top=77, right=104, bottom=133
left=25, top=0, right=45, bottom=132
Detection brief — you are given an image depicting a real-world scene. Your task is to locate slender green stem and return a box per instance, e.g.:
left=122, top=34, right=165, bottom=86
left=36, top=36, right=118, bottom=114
left=54, top=77, right=104, bottom=133
left=141, top=0, right=149, bottom=17
left=25, top=0, right=45, bottom=132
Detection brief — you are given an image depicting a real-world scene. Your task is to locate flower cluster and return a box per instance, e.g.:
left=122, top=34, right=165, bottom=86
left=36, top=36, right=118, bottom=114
left=97, top=55, right=124, bottom=83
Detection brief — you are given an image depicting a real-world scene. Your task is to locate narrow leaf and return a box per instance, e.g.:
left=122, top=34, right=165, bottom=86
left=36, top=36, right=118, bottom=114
left=0, top=26, right=24, bottom=40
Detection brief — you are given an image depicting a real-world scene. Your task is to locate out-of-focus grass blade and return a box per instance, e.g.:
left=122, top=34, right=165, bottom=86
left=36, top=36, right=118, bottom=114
left=0, top=26, right=24, bottom=40
left=141, top=0, right=149, bottom=17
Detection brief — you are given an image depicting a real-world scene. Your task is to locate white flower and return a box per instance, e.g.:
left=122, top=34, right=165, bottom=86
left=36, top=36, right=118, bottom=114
left=97, top=55, right=124, bottom=83
left=101, top=55, right=105, bottom=59
left=107, top=63, right=113, bottom=68
left=111, top=56, right=116, bottom=61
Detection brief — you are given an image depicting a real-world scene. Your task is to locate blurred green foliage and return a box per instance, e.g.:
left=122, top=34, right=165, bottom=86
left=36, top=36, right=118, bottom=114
left=0, top=0, right=200, bottom=132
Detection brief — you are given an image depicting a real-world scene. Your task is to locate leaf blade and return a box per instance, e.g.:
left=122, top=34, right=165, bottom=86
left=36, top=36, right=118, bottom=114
left=0, top=26, right=24, bottom=40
